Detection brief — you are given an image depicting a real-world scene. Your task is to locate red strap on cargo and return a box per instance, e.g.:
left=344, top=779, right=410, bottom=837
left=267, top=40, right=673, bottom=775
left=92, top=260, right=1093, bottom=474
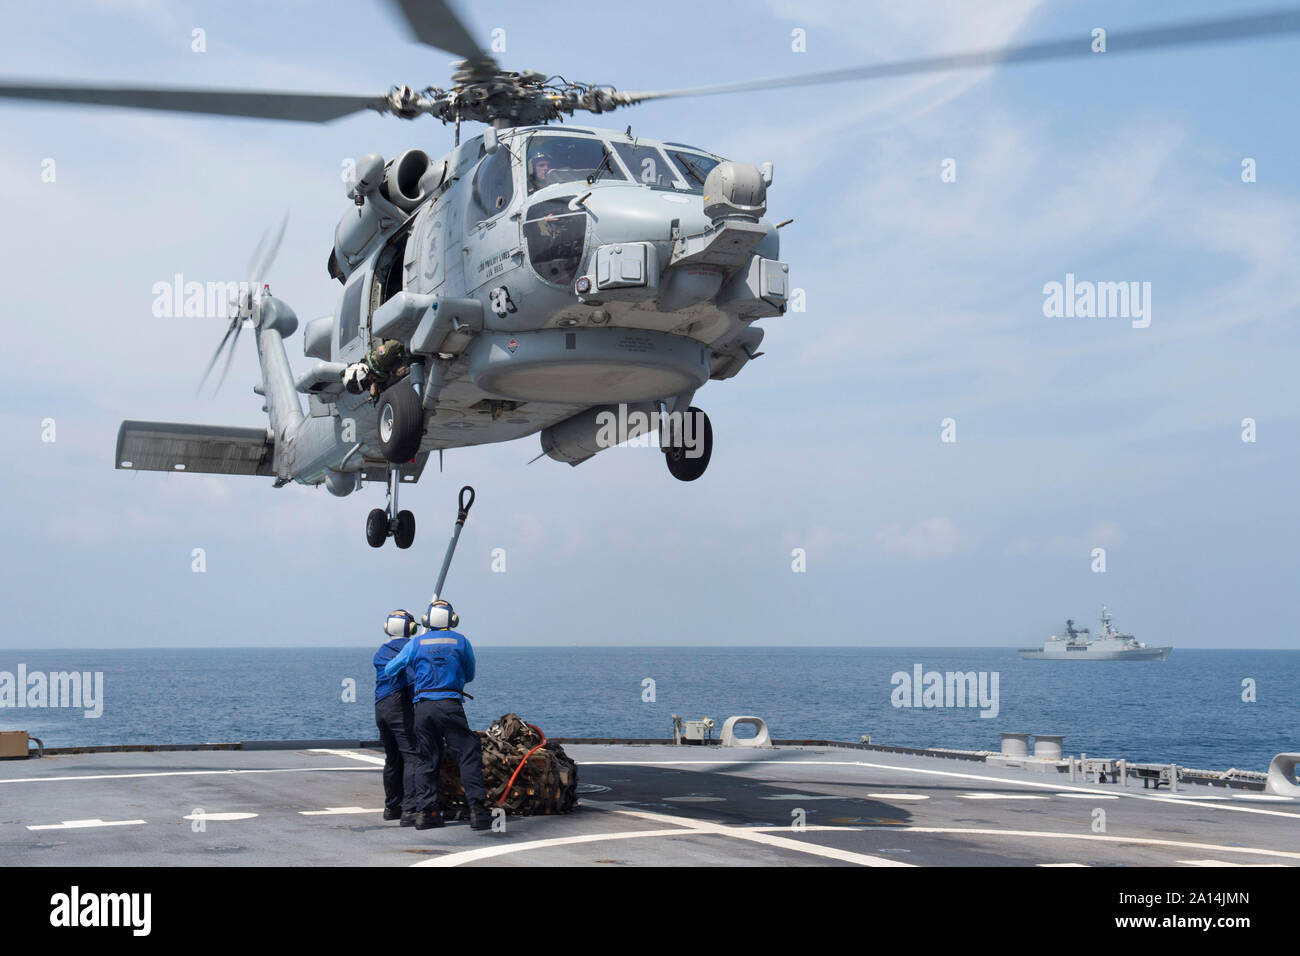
left=497, top=723, right=547, bottom=807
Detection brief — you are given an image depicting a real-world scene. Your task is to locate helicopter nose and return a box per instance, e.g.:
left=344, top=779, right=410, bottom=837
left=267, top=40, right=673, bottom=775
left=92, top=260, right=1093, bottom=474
left=557, top=166, right=783, bottom=313
left=568, top=185, right=711, bottom=241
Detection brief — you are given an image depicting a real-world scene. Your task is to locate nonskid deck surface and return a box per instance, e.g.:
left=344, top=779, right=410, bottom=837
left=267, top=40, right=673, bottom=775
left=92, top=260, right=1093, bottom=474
left=1, top=744, right=1297, bottom=867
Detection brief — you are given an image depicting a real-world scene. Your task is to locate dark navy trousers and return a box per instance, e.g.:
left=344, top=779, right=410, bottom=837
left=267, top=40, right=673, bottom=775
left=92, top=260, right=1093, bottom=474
left=413, top=697, right=488, bottom=811
left=375, top=690, right=422, bottom=814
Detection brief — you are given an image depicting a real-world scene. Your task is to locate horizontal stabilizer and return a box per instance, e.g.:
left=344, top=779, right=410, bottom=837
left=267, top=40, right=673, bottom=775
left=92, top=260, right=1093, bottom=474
left=116, top=421, right=274, bottom=476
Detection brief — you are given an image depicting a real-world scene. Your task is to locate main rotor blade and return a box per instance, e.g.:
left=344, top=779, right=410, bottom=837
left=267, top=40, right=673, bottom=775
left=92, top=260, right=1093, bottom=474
left=390, top=0, right=487, bottom=61
left=619, top=8, right=1300, bottom=104
left=0, top=82, right=387, bottom=122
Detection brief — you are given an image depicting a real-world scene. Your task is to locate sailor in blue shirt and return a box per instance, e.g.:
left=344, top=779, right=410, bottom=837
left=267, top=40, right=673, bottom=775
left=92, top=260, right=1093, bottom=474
left=373, top=610, right=424, bottom=825
left=384, top=598, right=491, bottom=831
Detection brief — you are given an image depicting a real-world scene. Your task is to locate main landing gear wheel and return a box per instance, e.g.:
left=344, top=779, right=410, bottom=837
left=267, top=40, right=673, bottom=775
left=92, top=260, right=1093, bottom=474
left=366, top=508, right=388, bottom=548
left=393, top=510, right=416, bottom=549
left=377, top=378, right=423, bottom=464
left=364, top=467, right=418, bottom=548
left=664, top=406, right=712, bottom=482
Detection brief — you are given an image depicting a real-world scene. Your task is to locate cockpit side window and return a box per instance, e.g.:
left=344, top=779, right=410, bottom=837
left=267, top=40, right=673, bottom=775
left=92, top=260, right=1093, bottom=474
left=665, top=149, right=721, bottom=194
left=471, top=148, right=514, bottom=220
left=526, top=135, right=626, bottom=194
left=523, top=197, right=587, bottom=286
left=612, top=143, right=684, bottom=190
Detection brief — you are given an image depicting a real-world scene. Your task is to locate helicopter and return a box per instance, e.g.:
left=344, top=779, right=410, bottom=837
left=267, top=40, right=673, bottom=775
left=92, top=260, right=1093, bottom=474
left=2, top=2, right=1296, bottom=549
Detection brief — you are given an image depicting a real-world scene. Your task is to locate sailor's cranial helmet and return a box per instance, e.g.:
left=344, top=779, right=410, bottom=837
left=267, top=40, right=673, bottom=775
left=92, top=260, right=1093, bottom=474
left=423, top=599, right=459, bottom=630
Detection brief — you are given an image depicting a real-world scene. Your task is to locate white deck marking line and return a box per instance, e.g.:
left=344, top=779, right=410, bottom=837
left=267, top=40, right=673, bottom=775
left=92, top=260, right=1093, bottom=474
left=759, top=795, right=849, bottom=800
left=866, top=794, right=929, bottom=801
left=664, top=796, right=725, bottom=802
left=299, top=807, right=384, bottom=816
left=1055, top=793, right=1119, bottom=800
left=416, top=812, right=1298, bottom=867
left=0, top=766, right=373, bottom=785
left=1232, top=794, right=1294, bottom=802
left=1160, top=793, right=1230, bottom=800
left=960, top=793, right=1049, bottom=800
left=585, top=801, right=914, bottom=867
left=580, top=758, right=1300, bottom=821
left=659, top=823, right=1299, bottom=864
left=308, top=748, right=387, bottom=766
left=1178, top=859, right=1287, bottom=867
left=416, top=801, right=914, bottom=869
left=413, top=829, right=695, bottom=866
left=683, top=820, right=1286, bottom=865
left=27, top=818, right=147, bottom=831
left=840, top=826, right=1300, bottom=862
left=181, top=812, right=258, bottom=822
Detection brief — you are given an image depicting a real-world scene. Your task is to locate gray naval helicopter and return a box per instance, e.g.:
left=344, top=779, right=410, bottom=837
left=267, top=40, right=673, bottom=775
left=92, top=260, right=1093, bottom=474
left=3, top=2, right=1295, bottom=548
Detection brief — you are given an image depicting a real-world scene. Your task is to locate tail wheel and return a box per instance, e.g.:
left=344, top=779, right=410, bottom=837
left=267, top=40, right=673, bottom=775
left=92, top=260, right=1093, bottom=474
left=377, top=379, right=424, bottom=463
left=664, top=406, right=713, bottom=482
left=393, top=510, right=416, bottom=549
left=366, top=508, right=388, bottom=548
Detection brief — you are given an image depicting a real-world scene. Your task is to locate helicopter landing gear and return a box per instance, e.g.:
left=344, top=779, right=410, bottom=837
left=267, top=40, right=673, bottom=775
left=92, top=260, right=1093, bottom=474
left=377, top=378, right=423, bottom=464
left=663, top=405, right=712, bottom=482
left=366, top=508, right=387, bottom=547
left=393, top=509, right=416, bottom=549
left=365, top=467, right=416, bottom=548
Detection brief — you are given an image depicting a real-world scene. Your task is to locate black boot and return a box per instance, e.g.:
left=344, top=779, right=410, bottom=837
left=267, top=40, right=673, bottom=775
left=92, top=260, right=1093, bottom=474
left=414, top=810, right=445, bottom=830
left=469, top=801, right=493, bottom=831
left=399, top=812, right=417, bottom=827
left=383, top=807, right=402, bottom=821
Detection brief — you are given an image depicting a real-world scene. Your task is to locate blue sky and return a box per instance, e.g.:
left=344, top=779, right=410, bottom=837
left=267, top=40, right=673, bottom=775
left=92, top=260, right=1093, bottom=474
left=0, top=0, right=1296, bottom=647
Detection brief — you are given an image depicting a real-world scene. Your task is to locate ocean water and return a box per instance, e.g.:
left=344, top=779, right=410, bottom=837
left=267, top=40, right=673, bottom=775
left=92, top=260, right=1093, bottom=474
left=0, top=647, right=1294, bottom=772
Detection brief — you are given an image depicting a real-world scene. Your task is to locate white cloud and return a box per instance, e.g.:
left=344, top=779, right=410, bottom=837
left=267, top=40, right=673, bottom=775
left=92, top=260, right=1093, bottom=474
left=874, top=515, right=967, bottom=561
left=1008, top=520, right=1127, bottom=558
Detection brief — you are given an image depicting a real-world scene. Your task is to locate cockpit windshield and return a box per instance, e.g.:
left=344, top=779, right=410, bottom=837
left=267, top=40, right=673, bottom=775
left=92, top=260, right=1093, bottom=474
left=611, top=142, right=683, bottom=190
left=526, top=135, right=625, bottom=194
left=664, top=148, right=721, bottom=194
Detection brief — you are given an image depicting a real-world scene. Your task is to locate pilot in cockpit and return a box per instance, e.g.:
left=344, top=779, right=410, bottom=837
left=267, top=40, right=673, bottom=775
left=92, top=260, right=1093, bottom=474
left=527, top=151, right=553, bottom=193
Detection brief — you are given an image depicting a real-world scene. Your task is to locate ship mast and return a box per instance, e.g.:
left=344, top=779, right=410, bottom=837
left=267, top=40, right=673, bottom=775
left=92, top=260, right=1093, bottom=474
left=1100, top=605, right=1115, bottom=638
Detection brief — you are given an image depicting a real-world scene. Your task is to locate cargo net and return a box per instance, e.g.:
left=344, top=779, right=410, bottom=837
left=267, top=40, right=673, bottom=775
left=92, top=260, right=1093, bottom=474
left=438, top=713, right=579, bottom=816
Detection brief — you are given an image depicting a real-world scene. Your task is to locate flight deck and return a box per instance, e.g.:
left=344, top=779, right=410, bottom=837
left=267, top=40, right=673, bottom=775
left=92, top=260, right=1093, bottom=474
left=3, top=741, right=1298, bottom=867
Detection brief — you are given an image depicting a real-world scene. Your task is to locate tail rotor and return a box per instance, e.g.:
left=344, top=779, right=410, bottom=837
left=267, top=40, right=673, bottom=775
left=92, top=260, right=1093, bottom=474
left=198, top=211, right=289, bottom=394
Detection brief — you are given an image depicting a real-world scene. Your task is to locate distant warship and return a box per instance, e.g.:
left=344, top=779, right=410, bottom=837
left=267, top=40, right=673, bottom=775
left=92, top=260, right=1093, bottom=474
left=1019, top=606, right=1172, bottom=661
